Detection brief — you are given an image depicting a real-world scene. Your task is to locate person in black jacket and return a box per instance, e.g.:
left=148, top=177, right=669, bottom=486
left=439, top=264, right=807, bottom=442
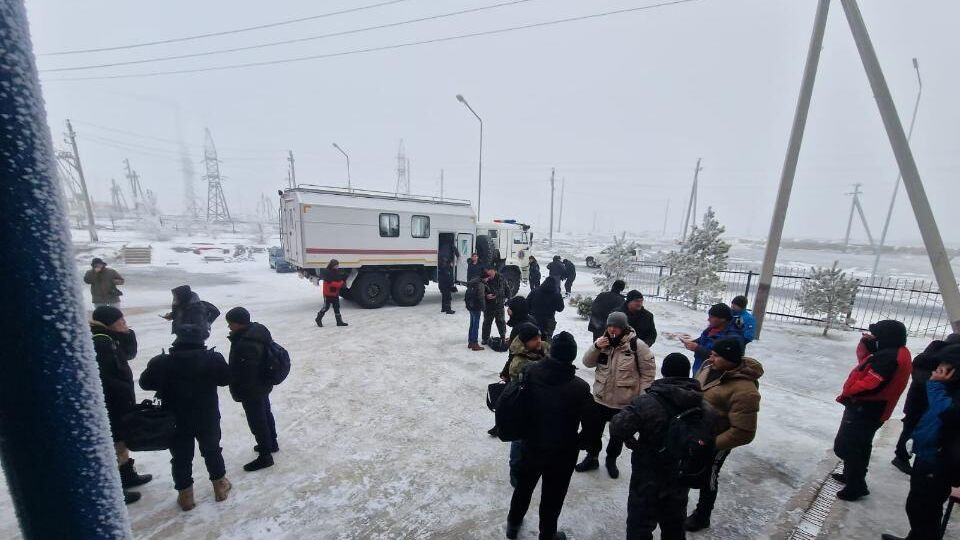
left=506, top=296, right=539, bottom=344
left=140, top=326, right=232, bottom=512
left=467, top=253, right=484, bottom=282
left=589, top=280, right=626, bottom=340
left=611, top=353, right=710, bottom=540
left=162, top=285, right=220, bottom=343
left=438, top=257, right=456, bottom=315
left=547, top=256, right=566, bottom=293
left=527, top=277, right=565, bottom=342
left=482, top=267, right=510, bottom=346
left=892, top=333, right=960, bottom=474
left=562, top=259, right=576, bottom=296
left=528, top=256, right=542, bottom=291
left=90, top=305, right=152, bottom=505
left=619, top=290, right=657, bottom=347
left=226, top=307, right=278, bottom=473
left=506, top=332, right=592, bottom=540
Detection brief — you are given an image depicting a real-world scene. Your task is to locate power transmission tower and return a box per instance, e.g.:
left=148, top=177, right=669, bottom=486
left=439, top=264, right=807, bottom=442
left=396, top=140, right=410, bottom=195
left=203, top=128, right=231, bottom=222
left=557, top=177, right=566, bottom=233
left=842, top=183, right=876, bottom=253
left=61, top=120, right=98, bottom=242
left=110, top=179, right=128, bottom=213
left=287, top=150, right=297, bottom=189
left=257, top=193, right=275, bottom=221
left=180, top=146, right=200, bottom=219
left=123, top=158, right=145, bottom=213
left=680, top=158, right=702, bottom=242
left=549, top=168, right=556, bottom=247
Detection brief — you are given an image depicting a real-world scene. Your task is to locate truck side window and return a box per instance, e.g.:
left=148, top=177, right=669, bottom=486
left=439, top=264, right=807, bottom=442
left=379, top=213, right=400, bottom=237
left=411, top=215, right=430, bottom=238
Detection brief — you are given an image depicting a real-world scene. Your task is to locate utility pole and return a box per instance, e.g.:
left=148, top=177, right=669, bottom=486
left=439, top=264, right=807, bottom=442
left=123, top=158, right=144, bottom=213
left=842, top=183, right=876, bottom=253
left=681, top=158, right=702, bottom=242
left=662, top=199, right=671, bottom=237
left=549, top=168, right=555, bottom=247
left=557, top=177, right=566, bottom=233
left=287, top=150, right=296, bottom=189
left=439, top=169, right=444, bottom=201
left=64, top=120, right=98, bottom=242
left=839, top=0, right=960, bottom=333
left=753, top=0, right=830, bottom=339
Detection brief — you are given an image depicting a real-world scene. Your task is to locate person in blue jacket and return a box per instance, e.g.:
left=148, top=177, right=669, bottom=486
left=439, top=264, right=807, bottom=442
left=681, top=303, right=745, bottom=374
left=731, top=296, right=756, bottom=344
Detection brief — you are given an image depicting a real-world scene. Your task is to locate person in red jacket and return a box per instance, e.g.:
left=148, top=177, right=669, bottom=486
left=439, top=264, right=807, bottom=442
left=833, top=319, right=911, bottom=501
left=315, top=260, right=348, bottom=328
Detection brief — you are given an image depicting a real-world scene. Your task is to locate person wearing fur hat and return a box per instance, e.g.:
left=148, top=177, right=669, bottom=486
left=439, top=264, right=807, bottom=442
left=833, top=320, right=912, bottom=502
left=90, top=305, right=152, bottom=505
left=83, top=257, right=124, bottom=307
left=618, top=290, right=657, bottom=347
left=686, top=338, right=764, bottom=532
left=612, top=352, right=714, bottom=540
left=226, top=307, right=278, bottom=473
left=681, top=303, right=744, bottom=374
left=577, top=311, right=656, bottom=479
left=506, top=332, right=592, bottom=540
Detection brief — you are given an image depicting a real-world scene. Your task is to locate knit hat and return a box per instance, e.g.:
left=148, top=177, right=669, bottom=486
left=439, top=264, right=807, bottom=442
left=91, top=257, right=106, bottom=268
left=516, top=323, right=541, bottom=344
left=625, top=290, right=644, bottom=303
left=611, top=280, right=627, bottom=294
left=92, top=305, right=123, bottom=327
left=507, top=296, right=530, bottom=318
left=869, top=319, right=908, bottom=350
left=661, top=353, right=691, bottom=378
left=606, top=311, right=629, bottom=330
left=708, top=303, right=733, bottom=321
left=731, top=295, right=748, bottom=309
left=225, top=307, right=251, bottom=325
left=712, top=338, right=743, bottom=364
left=553, top=255, right=561, bottom=262
left=551, top=331, right=578, bottom=363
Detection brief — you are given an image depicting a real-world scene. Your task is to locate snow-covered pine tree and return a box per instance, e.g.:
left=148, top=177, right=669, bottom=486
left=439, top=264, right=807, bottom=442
left=797, top=261, right=860, bottom=336
left=593, top=233, right=639, bottom=290
left=660, top=207, right=730, bottom=308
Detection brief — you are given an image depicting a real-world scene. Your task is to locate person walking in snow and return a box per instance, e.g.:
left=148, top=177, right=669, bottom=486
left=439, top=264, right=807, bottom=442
left=315, top=260, right=348, bottom=327
left=730, top=295, right=756, bottom=344
left=882, top=343, right=960, bottom=540
left=438, top=257, right=456, bottom=315
left=90, top=305, right=152, bottom=505
left=618, top=290, right=658, bottom=347
left=576, top=312, right=656, bottom=480
left=481, top=267, right=510, bottom=346
left=140, top=324, right=232, bottom=512
left=685, top=338, right=763, bottom=532
left=833, top=320, right=912, bottom=502
left=505, top=332, right=592, bottom=540
left=547, top=256, right=566, bottom=293
left=226, top=307, right=279, bottom=473
left=562, top=259, right=576, bottom=297
left=84, top=257, right=124, bottom=307
left=528, top=256, right=542, bottom=291
left=680, top=303, right=744, bottom=374
left=589, top=280, right=626, bottom=341
left=527, top=277, right=565, bottom=342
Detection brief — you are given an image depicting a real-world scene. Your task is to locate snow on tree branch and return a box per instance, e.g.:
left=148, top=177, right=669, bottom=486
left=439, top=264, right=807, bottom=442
left=660, top=207, right=730, bottom=308
left=797, top=261, right=860, bottom=336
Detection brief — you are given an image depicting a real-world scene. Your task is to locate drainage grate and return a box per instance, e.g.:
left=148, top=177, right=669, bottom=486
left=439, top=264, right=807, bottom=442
left=788, top=462, right=845, bottom=540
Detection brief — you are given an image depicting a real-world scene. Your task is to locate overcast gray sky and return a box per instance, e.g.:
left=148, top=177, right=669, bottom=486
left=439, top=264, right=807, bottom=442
left=24, top=0, right=960, bottom=245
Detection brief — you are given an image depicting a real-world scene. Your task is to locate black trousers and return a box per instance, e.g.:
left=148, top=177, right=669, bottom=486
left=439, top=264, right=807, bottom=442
left=440, top=286, right=452, bottom=311
left=242, top=395, right=277, bottom=454
left=564, top=276, right=575, bottom=294
left=904, top=461, right=952, bottom=540
left=833, top=403, right=884, bottom=490
left=317, top=297, right=342, bottom=320
left=895, top=414, right=922, bottom=461
left=540, top=318, right=558, bottom=343
left=170, top=423, right=225, bottom=490
left=692, top=449, right=732, bottom=518
left=627, top=472, right=689, bottom=540
left=508, top=444, right=578, bottom=540
left=579, top=400, right=624, bottom=459
left=482, top=305, right=506, bottom=341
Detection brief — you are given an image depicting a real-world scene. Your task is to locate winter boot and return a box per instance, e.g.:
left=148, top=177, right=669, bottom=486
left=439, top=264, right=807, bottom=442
left=836, top=485, right=870, bottom=501
left=445, top=309, right=457, bottom=315
left=177, top=487, right=196, bottom=511
left=212, top=477, right=232, bottom=502
left=605, top=456, right=620, bottom=479
left=119, top=458, right=153, bottom=489
left=315, top=312, right=324, bottom=327
left=336, top=316, right=348, bottom=327
left=487, top=425, right=499, bottom=437
left=574, top=454, right=600, bottom=473
left=890, top=456, right=913, bottom=475
left=830, top=472, right=847, bottom=484
left=684, top=511, right=711, bottom=532
left=505, top=520, right=522, bottom=539
left=470, top=342, right=485, bottom=351
left=243, top=453, right=275, bottom=472
left=880, top=534, right=906, bottom=540
left=123, top=490, right=141, bottom=505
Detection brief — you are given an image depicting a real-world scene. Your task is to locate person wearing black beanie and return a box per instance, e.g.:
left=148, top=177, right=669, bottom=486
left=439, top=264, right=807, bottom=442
left=661, top=352, right=692, bottom=378
left=225, top=306, right=251, bottom=325
left=504, top=331, right=592, bottom=540
left=588, top=282, right=627, bottom=341
left=681, top=303, right=745, bottom=375
left=618, top=290, right=657, bottom=347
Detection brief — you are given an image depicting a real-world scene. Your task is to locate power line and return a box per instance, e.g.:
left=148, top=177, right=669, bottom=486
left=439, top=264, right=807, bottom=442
left=41, top=0, right=537, bottom=73
left=43, top=0, right=702, bottom=81
left=39, top=0, right=415, bottom=56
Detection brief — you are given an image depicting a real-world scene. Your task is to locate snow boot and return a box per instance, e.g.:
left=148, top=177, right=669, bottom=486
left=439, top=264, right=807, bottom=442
left=605, top=456, right=620, bottom=479
left=243, top=453, right=274, bottom=472
left=830, top=472, right=847, bottom=484
left=891, top=456, right=913, bottom=475
left=470, top=342, right=485, bottom=351
left=836, top=485, right=869, bottom=501
left=684, top=511, right=710, bottom=532
left=505, top=520, right=521, bottom=539
left=336, top=316, right=348, bottom=327
left=123, top=490, right=141, bottom=505
left=487, top=425, right=498, bottom=437
left=315, top=312, right=324, bottom=327
left=880, top=535, right=906, bottom=540
left=445, top=309, right=457, bottom=315
left=574, top=454, right=600, bottom=473
left=119, top=458, right=153, bottom=489
left=177, top=487, right=195, bottom=511
left=212, top=477, right=232, bottom=502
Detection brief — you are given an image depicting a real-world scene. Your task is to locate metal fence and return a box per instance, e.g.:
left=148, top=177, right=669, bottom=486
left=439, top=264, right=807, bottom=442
left=625, top=262, right=950, bottom=338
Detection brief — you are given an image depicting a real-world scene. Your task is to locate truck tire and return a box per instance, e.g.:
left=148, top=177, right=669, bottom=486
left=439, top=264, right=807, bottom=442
left=476, top=235, right=497, bottom=268
left=391, top=271, right=425, bottom=307
left=501, top=266, right=521, bottom=298
left=352, top=272, right=390, bottom=309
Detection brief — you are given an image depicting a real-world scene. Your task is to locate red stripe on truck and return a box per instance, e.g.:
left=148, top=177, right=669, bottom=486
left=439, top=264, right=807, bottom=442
left=305, top=248, right=437, bottom=255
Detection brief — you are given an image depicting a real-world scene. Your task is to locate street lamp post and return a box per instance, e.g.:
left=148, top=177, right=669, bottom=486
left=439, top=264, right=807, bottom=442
left=456, top=94, right=483, bottom=221
left=871, top=58, right=922, bottom=279
left=332, top=143, right=351, bottom=192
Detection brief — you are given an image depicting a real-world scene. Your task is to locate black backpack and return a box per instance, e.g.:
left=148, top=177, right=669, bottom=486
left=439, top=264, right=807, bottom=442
left=264, top=341, right=291, bottom=385
left=495, top=369, right=532, bottom=442
left=653, top=395, right=716, bottom=488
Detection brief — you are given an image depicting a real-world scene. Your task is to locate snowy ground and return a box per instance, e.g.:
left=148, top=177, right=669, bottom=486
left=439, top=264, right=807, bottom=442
left=0, top=234, right=945, bottom=539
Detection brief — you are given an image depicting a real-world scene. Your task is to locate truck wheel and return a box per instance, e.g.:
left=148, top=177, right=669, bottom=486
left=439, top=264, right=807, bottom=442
left=476, top=235, right=497, bottom=268
left=352, top=272, right=390, bottom=309
left=391, top=271, right=425, bottom=307
left=502, top=267, right=521, bottom=298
